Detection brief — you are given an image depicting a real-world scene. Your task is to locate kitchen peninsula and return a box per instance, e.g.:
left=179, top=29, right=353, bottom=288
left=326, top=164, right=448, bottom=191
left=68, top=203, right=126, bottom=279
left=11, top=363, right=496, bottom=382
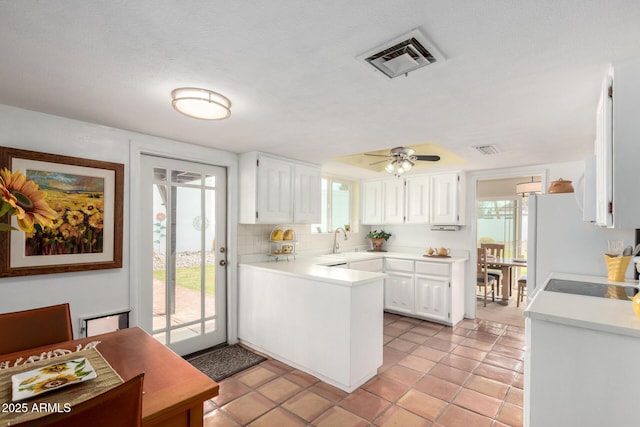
left=238, top=251, right=468, bottom=392
left=524, top=273, right=640, bottom=427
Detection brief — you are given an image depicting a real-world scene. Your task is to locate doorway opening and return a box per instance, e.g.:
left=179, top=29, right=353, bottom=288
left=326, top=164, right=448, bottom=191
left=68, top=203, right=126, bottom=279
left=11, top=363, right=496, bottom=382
left=475, top=175, right=540, bottom=327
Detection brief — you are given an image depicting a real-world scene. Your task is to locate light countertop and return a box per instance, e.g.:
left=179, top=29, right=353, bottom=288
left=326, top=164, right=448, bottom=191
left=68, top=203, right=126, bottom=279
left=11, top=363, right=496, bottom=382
left=239, top=251, right=469, bottom=287
left=524, top=272, right=640, bottom=338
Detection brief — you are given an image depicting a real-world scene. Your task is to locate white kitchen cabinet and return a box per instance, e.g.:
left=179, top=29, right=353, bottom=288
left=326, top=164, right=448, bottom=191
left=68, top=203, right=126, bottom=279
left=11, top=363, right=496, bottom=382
left=382, top=179, right=405, bottom=224
left=384, top=272, right=414, bottom=315
left=383, top=258, right=466, bottom=326
left=293, top=162, right=321, bottom=223
left=405, top=176, right=430, bottom=224
left=430, top=172, right=465, bottom=225
left=594, top=57, right=640, bottom=228
left=414, top=275, right=448, bottom=323
left=361, top=180, right=383, bottom=225
left=239, top=152, right=321, bottom=224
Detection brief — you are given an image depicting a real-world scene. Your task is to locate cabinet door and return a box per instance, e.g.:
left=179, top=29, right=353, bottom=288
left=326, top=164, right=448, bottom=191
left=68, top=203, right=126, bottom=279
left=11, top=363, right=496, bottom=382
left=430, top=173, right=459, bottom=225
left=414, top=275, right=448, bottom=322
left=384, top=272, right=413, bottom=314
left=383, top=179, right=405, bottom=224
left=595, top=75, right=613, bottom=227
left=361, top=181, right=383, bottom=224
left=294, top=163, right=321, bottom=223
left=257, top=156, right=294, bottom=224
left=405, top=176, right=430, bottom=224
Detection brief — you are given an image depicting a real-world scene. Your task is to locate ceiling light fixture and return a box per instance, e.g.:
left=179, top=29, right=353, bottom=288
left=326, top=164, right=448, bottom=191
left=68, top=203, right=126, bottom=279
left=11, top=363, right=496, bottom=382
left=171, top=87, right=231, bottom=120
left=516, top=177, right=542, bottom=197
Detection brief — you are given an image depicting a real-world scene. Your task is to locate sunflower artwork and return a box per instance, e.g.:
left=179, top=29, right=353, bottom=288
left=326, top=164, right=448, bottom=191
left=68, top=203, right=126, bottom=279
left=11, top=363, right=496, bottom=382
left=15, top=169, right=106, bottom=256
left=11, top=357, right=97, bottom=401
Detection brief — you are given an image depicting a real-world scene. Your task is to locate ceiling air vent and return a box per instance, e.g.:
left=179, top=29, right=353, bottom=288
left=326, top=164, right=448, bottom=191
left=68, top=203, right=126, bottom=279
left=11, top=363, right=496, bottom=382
left=473, top=145, right=501, bottom=155
left=356, top=28, right=444, bottom=79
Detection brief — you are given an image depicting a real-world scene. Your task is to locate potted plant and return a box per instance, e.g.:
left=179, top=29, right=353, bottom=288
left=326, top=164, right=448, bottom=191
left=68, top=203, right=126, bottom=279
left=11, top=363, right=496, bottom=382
left=366, top=229, right=391, bottom=252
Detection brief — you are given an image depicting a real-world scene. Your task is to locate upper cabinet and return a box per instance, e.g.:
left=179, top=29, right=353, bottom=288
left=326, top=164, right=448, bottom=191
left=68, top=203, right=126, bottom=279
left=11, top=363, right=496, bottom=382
left=595, top=58, right=640, bottom=229
left=239, top=152, right=321, bottom=224
left=293, top=162, right=322, bottom=223
left=361, top=180, right=383, bottom=225
left=430, top=172, right=464, bottom=226
left=360, top=172, right=464, bottom=226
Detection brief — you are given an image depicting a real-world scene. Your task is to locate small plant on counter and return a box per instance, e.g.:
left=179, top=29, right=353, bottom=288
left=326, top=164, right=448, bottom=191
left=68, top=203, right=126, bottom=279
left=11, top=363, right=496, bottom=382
left=367, top=229, right=391, bottom=251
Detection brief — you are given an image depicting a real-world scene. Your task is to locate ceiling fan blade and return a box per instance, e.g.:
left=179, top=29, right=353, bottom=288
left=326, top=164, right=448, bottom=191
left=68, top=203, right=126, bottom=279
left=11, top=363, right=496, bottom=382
left=369, top=159, right=390, bottom=166
left=414, top=155, right=441, bottom=161
left=364, top=153, right=392, bottom=158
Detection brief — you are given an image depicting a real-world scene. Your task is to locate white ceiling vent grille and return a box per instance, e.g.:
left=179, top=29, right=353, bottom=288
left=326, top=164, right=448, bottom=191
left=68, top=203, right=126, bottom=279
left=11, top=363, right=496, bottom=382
left=356, top=28, right=444, bottom=79
left=473, top=145, right=501, bottom=155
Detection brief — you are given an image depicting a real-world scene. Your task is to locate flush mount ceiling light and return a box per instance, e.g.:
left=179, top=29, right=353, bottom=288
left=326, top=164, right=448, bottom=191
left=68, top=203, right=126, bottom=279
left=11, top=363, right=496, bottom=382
left=171, top=87, right=231, bottom=120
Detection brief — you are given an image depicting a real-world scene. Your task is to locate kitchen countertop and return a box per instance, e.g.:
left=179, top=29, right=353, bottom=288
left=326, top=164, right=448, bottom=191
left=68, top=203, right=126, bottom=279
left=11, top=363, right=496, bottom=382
left=524, top=272, right=640, bottom=338
left=239, top=251, right=469, bottom=287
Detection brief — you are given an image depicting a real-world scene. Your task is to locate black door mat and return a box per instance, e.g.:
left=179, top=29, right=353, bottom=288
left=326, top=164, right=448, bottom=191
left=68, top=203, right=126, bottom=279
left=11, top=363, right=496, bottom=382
left=185, top=344, right=267, bottom=382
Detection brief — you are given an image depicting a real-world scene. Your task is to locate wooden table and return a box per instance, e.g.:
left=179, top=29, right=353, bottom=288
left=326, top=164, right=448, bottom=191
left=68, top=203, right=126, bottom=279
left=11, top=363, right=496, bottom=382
left=0, top=327, right=218, bottom=427
left=486, top=257, right=527, bottom=304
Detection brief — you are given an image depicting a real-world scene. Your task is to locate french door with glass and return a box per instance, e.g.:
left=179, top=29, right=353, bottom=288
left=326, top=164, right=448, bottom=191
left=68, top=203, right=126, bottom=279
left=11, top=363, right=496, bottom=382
left=141, top=155, right=227, bottom=355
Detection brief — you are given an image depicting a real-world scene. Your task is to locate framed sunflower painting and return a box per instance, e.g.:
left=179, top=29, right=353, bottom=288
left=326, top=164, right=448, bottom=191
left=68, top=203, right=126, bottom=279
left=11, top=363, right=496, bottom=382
left=0, top=147, right=124, bottom=277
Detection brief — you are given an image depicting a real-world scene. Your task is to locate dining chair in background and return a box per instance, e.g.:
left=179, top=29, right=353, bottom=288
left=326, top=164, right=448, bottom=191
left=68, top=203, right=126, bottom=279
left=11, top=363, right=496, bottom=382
left=481, top=242, right=506, bottom=295
left=13, top=373, right=145, bottom=427
left=477, top=247, right=496, bottom=307
left=0, top=303, right=73, bottom=354
left=517, top=276, right=527, bottom=307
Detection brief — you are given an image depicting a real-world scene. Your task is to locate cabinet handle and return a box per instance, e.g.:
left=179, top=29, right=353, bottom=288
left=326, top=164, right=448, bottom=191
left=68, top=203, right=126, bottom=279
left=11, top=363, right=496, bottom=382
left=219, top=260, right=227, bottom=266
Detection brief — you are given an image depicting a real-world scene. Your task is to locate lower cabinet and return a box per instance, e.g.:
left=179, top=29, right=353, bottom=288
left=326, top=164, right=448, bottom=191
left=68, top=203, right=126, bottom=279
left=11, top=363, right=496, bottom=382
left=383, top=258, right=465, bottom=326
left=414, top=275, right=448, bottom=323
left=384, top=272, right=414, bottom=315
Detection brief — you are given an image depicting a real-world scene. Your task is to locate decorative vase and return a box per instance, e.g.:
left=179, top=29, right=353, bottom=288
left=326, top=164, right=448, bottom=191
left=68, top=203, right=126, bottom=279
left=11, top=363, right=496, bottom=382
left=370, top=238, right=385, bottom=252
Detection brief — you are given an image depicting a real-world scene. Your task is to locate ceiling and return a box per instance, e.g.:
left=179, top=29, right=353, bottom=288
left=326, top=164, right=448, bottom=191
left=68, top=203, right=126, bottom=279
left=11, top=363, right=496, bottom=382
left=1, top=1, right=640, bottom=179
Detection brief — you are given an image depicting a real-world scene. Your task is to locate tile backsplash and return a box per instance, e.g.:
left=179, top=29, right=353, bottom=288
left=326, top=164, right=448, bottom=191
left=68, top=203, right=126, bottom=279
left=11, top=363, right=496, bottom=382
left=238, top=224, right=372, bottom=256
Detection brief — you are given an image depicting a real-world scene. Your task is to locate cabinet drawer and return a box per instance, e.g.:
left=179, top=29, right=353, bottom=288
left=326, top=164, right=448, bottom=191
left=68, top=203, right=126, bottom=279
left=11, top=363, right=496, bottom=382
left=415, top=261, right=449, bottom=276
left=385, top=258, right=414, bottom=272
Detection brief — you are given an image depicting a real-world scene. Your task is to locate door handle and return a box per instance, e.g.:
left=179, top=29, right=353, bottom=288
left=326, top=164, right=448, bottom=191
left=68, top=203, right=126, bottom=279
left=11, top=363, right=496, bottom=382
left=219, top=260, right=227, bottom=266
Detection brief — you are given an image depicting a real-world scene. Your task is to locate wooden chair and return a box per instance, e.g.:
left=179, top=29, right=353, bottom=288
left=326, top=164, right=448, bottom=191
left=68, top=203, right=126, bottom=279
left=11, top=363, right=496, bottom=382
left=517, top=276, right=527, bottom=307
left=481, top=243, right=506, bottom=295
left=477, top=247, right=496, bottom=307
left=13, top=373, right=144, bottom=427
left=0, top=303, right=73, bottom=355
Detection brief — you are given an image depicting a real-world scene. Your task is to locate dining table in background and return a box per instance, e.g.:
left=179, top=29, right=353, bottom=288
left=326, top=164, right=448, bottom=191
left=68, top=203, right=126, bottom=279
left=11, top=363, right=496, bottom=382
left=0, top=327, right=219, bottom=427
left=486, top=257, right=527, bottom=304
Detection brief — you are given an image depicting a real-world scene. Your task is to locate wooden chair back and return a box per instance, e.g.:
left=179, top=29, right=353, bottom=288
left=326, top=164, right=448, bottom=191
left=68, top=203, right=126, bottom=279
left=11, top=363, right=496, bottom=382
left=0, top=303, right=73, bottom=355
left=13, top=373, right=144, bottom=427
left=481, top=243, right=505, bottom=258
left=477, top=247, right=495, bottom=306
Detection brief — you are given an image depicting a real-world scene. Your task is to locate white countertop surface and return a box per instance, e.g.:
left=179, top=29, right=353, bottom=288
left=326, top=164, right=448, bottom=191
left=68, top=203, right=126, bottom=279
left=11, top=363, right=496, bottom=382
left=524, top=272, right=640, bottom=338
left=239, top=251, right=468, bottom=287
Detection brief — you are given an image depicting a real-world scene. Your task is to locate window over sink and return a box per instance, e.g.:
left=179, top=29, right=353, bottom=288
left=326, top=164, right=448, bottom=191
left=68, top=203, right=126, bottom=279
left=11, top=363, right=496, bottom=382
left=311, top=177, right=355, bottom=233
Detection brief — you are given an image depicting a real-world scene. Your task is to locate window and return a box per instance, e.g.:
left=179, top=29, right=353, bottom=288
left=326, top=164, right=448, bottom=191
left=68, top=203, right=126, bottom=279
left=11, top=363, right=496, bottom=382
left=312, top=177, right=353, bottom=233
left=477, top=197, right=528, bottom=258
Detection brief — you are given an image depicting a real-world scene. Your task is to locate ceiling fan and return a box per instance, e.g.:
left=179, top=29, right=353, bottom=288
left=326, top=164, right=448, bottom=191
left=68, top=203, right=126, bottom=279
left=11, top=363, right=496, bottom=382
left=365, top=146, right=440, bottom=176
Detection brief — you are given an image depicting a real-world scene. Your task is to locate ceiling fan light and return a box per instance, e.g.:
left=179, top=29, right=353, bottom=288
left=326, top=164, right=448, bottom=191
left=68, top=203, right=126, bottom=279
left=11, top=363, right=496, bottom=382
left=400, top=159, right=414, bottom=171
left=385, top=161, right=396, bottom=173
left=171, top=87, right=231, bottom=120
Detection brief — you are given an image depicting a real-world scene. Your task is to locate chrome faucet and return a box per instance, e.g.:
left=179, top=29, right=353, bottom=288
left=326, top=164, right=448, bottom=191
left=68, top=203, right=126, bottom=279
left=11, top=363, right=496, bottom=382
left=332, top=227, right=348, bottom=254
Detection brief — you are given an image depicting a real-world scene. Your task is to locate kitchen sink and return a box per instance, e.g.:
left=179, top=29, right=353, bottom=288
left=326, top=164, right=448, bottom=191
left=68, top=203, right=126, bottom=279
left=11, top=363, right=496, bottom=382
left=322, top=252, right=380, bottom=262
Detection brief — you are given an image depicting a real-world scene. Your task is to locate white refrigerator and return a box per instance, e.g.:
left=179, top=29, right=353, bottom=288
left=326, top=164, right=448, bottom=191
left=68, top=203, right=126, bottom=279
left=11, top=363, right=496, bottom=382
left=527, top=193, right=635, bottom=297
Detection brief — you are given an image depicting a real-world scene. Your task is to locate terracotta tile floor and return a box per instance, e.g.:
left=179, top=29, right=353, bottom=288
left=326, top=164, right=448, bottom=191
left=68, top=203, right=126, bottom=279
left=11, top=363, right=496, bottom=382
left=203, top=313, right=525, bottom=426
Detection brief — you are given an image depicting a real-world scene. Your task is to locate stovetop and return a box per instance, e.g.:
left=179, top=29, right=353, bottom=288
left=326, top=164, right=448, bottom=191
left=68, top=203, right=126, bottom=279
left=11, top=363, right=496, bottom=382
left=545, top=279, right=639, bottom=301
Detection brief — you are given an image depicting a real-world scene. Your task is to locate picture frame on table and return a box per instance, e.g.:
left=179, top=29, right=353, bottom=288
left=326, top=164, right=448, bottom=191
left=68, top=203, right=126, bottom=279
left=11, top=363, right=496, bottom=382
left=0, top=147, right=124, bottom=277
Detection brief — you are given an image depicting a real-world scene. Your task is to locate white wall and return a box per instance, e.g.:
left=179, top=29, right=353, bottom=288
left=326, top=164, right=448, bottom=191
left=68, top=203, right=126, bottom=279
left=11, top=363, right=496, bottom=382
left=0, top=105, right=238, bottom=338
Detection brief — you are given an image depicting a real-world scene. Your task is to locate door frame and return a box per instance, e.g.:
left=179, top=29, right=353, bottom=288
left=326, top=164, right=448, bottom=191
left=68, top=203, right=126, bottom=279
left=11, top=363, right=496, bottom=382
left=129, top=139, right=239, bottom=345
left=465, top=167, right=547, bottom=320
